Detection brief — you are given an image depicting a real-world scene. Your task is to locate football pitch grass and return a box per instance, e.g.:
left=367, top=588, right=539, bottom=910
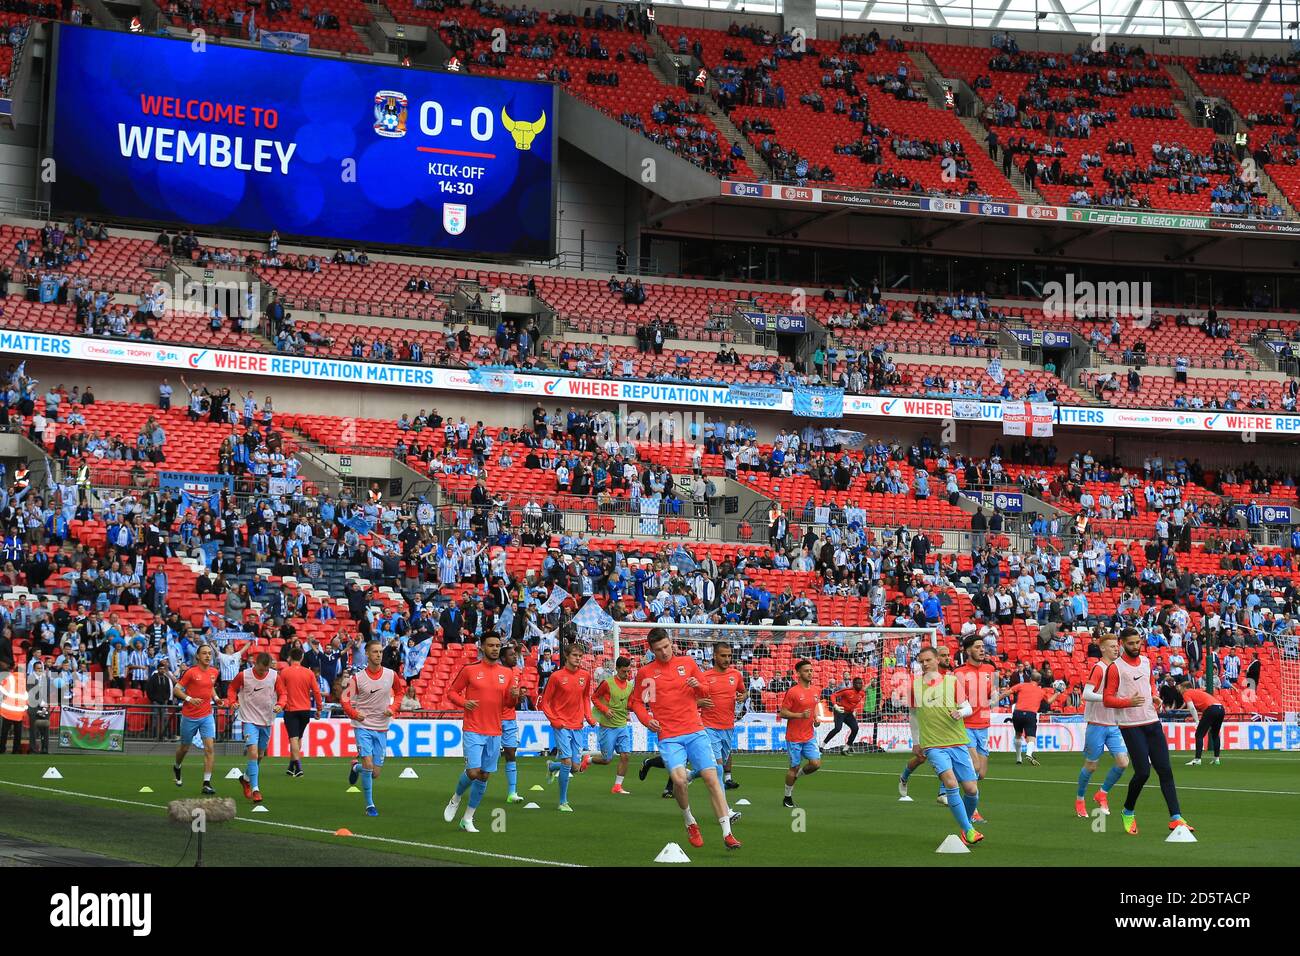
left=1, top=751, right=1295, bottom=867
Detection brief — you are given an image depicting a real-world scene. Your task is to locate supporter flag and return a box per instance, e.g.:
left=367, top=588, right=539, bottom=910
left=247, top=9, right=257, bottom=40
left=58, top=707, right=125, bottom=752
left=179, top=485, right=221, bottom=514
left=728, top=384, right=783, bottom=407
left=468, top=365, right=516, bottom=394
left=344, top=515, right=373, bottom=535
left=572, top=598, right=614, bottom=641
left=825, top=429, right=868, bottom=449
left=793, top=386, right=844, bottom=418
left=59, top=481, right=78, bottom=520
left=987, top=356, right=1005, bottom=384
left=496, top=603, right=514, bottom=638
left=198, top=540, right=222, bottom=569
left=537, top=585, right=570, bottom=616
left=404, top=637, right=434, bottom=679
left=261, top=30, right=310, bottom=52
left=40, top=277, right=58, bottom=303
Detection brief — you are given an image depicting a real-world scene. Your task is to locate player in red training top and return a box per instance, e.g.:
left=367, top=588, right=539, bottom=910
left=999, top=671, right=1057, bottom=766
left=824, top=676, right=866, bottom=754
left=538, top=643, right=594, bottom=811
left=952, top=636, right=998, bottom=821
left=173, top=644, right=222, bottom=794
left=276, top=644, right=324, bottom=778
left=631, top=628, right=741, bottom=851
left=443, top=635, right=516, bottom=832
left=693, top=641, right=747, bottom=793
left=779, top=659, right=821, bottom=809
left=1180, top=683, right=1224, bottom=766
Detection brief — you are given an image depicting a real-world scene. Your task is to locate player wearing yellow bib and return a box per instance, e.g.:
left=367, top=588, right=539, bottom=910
left=590, top=657, right=634, bottom=794
left=910, top=645, right=984, bottom=846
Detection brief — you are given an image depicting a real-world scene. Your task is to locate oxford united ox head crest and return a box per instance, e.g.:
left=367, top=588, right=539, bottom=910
left=502, top=107, right=546, bottom=150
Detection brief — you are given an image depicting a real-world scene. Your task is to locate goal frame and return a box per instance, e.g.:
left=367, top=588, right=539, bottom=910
left=610, top=621, right=939, bottom=753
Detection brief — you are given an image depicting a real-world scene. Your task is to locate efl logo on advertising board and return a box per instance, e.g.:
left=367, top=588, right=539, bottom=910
left=725, top=181, right=765, bottom=197
left=928, top=197, right=961, bottom=213
left=1028, top=205, right=1059, bottom=220
left=777, top=185, right=815, bottom=201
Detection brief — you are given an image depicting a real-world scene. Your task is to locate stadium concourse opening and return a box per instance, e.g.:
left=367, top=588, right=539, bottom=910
left=0, top=8, right=1292, bottom=922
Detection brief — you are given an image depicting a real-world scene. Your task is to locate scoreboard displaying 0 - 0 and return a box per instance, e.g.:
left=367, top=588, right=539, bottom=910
left=47, top=25, right=556, bottom=258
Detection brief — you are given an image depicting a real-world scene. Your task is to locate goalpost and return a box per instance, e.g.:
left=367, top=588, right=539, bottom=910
left=606, top=621, right=938, bottom=754
left=1279, top=641, right=1300, bottom=726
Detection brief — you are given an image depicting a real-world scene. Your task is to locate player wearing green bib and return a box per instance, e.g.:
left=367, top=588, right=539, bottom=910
left=910, top=646, right=984, bottom=846
left=590, top=657, right=635, bottom=795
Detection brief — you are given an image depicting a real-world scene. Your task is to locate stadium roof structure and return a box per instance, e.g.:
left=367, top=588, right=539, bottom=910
left=652, top=0, right=1300, bottom=40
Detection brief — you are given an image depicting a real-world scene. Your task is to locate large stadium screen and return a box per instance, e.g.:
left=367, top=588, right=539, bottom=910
left=47, top=24, right=557, bottom=258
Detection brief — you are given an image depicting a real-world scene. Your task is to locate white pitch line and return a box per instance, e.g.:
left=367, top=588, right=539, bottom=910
left=0, top=778, right=583, bottom=867
left=730, top=763, right=1300, bottom=797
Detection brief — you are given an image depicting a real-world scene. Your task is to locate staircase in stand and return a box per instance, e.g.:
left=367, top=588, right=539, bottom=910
left=1167, top=61, right=1300, bottom=221
left=956, top=114, right=1047, bottom=205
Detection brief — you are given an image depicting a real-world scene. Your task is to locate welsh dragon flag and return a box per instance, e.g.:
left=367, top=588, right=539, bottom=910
left=58, top=707, right=126, bottom=752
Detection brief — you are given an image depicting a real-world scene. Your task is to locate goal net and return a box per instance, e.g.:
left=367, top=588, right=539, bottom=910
left=606, top=621, right=937, bottom=754
left=1279, top=639, right=1300, bottom=725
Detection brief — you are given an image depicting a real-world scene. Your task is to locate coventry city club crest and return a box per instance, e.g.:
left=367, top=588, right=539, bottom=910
left=373, top=90, right=407, bottom=138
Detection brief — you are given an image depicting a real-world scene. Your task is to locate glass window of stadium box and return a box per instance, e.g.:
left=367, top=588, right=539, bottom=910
left=663, top=234, right=1293, bottom=311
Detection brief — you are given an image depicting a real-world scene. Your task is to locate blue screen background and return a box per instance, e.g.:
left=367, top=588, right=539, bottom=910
left=50, top=25, right=556, bottom=257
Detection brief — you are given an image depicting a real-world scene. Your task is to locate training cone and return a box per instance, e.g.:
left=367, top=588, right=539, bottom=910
left=523, top=802, right=540, bottom=809
left=529, top=784, right=545, bottom=791
left=936, top=834, right=971, bottom=854
left=399, top=767, right=419, bottom=779
left=1166, top=825, right=1197, bottom=843
left=225, top=767, right=243, bottom=779
left=654, top=842, right=692, bottom=864
left=898, top=795, right=914, bottom=802
left=252, top=805, right=269, bottom=813
left=334, top=828, right=353, bottom=837
left=42, top=767, right=62, bottom=779
left=346, top=785, right=361, bottom=793
left=735, top=798, right=751, bottom=806
left=138, top=786, right=154, bottom=793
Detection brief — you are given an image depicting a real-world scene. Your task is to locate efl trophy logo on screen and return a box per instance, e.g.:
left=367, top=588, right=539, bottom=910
left=443, top=203, right=468, bottom=236
left=374, top=90, right=408, bottom=138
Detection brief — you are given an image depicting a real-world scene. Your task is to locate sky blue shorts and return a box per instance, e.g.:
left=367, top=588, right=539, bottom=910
left=1084, top=724, right=1128, bottom=762
left=554, top=726, right=584, bottom=763
left=706, top=727, right=735, bottom=765
left=660, top=730, right=714, bottom=773
left=501, top=719, right=519, bottom=750
left=354, top=727, right=388, bottom=767
left=598, top=725, right=632, bottom=759
left=463, top=730, right=501, bottom=773
left=966, top=727, right=990, bottom=757
left=241, top=722, right=271, bottom=754
left=927, top=745, right=978, bottom=783
left=786, top=739, right=820, bottom=768
left=180, top=714, right=215, bottom=743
